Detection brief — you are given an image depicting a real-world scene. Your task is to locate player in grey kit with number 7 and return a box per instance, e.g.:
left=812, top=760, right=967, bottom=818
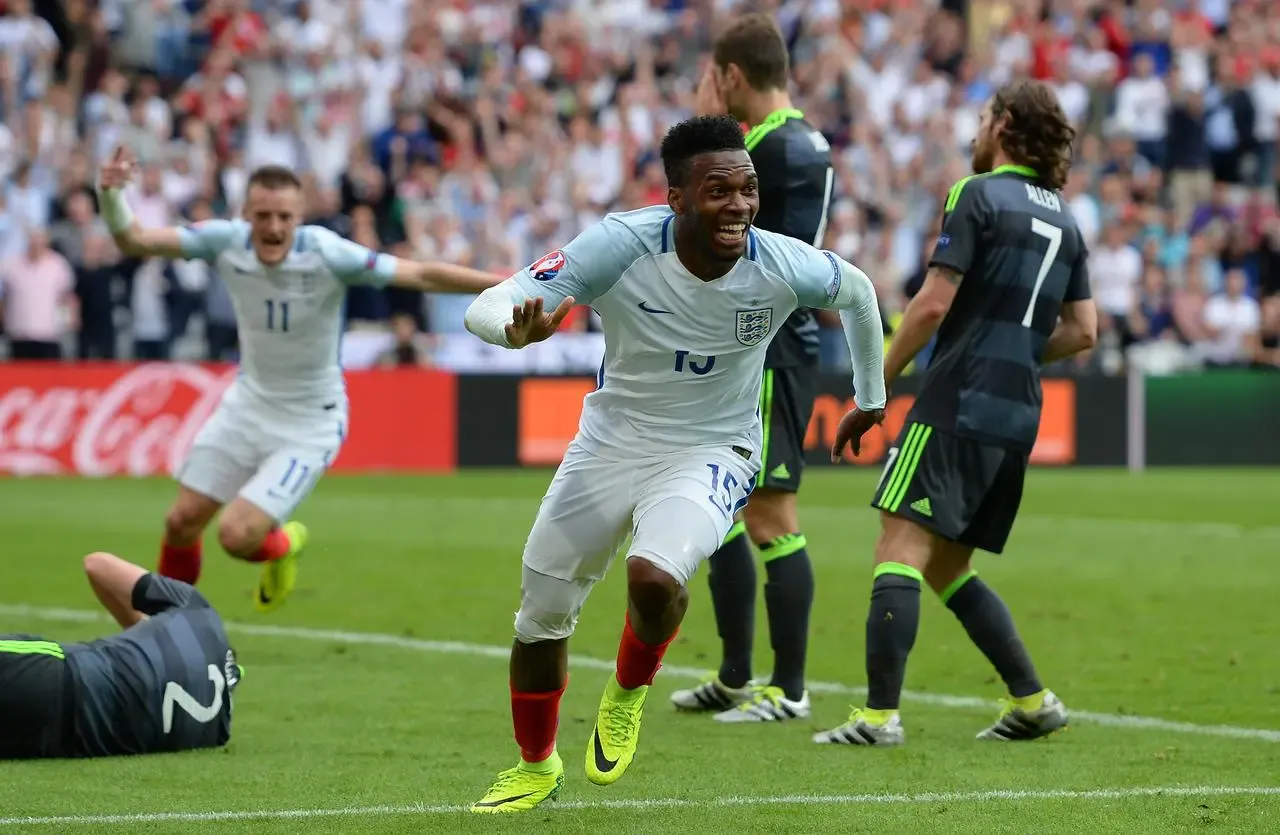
left=815, top=79, right=1097, bottom=747
left=0, top=553, right=239, bottom=759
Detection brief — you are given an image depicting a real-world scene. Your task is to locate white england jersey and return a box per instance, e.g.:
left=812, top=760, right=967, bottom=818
left=509, top=206, right=883, bottom=460
left=177, top=220, right=395, bottom=410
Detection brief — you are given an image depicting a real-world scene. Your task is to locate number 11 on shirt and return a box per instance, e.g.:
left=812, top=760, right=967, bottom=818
left=266, top=299, right=290, bottom=332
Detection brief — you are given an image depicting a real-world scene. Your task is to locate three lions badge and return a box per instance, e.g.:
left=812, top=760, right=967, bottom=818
left=735, top=308, right=773, bottom=346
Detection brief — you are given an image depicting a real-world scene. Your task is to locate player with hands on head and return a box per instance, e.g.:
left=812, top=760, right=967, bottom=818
left=96, top=145, right=506, bottom=612
left=814, top=79, right=1096, bottom=749
left=670, top=14, right=849, bottom=725
left=462, top=114, right=885, bottom=813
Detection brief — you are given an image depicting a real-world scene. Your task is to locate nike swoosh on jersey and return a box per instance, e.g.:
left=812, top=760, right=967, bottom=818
left=637, top=301, right=674, bottom=315
left=592, top=728, right=619, bottom=771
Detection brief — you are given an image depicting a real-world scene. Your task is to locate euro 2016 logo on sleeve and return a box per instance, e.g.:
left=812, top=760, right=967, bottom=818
left=529, top=250, right=567, bottom=281
left=735, top=308, right=773, bottom=346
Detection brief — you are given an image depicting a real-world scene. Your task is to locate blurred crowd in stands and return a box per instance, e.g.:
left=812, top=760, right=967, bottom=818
left=0, top=0, right=1278, bottom=374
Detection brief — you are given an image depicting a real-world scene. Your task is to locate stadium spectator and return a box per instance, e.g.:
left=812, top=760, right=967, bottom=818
left=1202, top=268, right=1262, bottom=367
left=50, top=187, right=118, bottom=359
left=0, top=227, right=78, bottom=359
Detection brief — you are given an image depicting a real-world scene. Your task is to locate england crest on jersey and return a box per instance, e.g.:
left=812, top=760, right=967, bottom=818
left=735, top=307, right=773, bottom=346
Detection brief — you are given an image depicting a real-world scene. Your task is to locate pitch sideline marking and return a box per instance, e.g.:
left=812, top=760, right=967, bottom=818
left=1, top=785, right=1278, bottom=826
left=1, top=603, right=1278, bottom=744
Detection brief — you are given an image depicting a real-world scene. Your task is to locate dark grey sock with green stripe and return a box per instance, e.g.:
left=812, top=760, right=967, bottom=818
left=865, top=562, right=922, bottom=710
left=941, top=572, right=1042, bottom=698
left=760, top=534, right=814, bottom=702
left=709, top=521, right=756, bottom=689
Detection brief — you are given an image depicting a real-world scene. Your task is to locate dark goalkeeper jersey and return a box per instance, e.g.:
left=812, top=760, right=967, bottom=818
left=910, top=164, right=1092, bottom=453
left=64, top=574, right=239, bottom=757
left=746, top=108, right=834, bottom=369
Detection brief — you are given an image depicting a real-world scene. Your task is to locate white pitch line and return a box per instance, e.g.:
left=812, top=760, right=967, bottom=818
left=2, top=603, right=1279, bottom=744
left=1, top=785, right=1278, bottom=826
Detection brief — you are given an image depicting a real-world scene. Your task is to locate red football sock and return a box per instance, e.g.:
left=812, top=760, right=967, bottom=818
left=615, top=612, right=678, bottom=690
left=511, top=683, right=565, bottom=763
left=158, top=541, right=202, bottom=585
left=247, top=528, right=291, bottom=563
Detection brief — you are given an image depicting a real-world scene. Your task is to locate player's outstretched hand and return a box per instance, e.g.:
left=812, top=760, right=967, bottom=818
left=505, top=296, right=576, bottom=348
left=98, top=146, right=137, bottom=190
left=830, top=407, right=886, bottom=462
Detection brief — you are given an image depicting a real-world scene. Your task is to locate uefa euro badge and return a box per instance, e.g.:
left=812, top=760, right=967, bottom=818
left=735, top=307, right=773, bottom=346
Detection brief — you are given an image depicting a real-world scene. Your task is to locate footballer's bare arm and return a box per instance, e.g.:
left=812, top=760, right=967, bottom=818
left=883, top=266, right=962, bottom=387
left=95, top=147, right=188, bottom=259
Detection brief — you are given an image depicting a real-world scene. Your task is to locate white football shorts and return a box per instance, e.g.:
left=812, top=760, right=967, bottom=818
left=176, top=386, right=346, bottom=522
left=521, top=439, right=760, bottom=587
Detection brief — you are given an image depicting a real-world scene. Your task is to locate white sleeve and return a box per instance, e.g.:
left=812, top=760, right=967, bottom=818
left=833, top=258, right=888, bottom=411
left=176, top=219, right=249, bottom=262
left=782, top=244, right=887, bottom=411
left=464, top=278, right=527, bottom=348
left=507, top=218, right=632, bottom=307
left=465, top=217, right=634, bottom=349
left=307, top=225, right=397, bottom=286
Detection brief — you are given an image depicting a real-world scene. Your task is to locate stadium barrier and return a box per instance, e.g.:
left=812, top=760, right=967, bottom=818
left=466, top=374, right=1127, bottom=468
left=0, top=363, right=456, bottom=476
left=0, top=364, right=1275, bottom=475
left=1130, top=368, right=1280, bottom=467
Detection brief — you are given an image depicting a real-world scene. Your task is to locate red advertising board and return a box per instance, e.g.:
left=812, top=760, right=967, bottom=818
left=516, top=377, right=1079, bottom=466
left=0, top=363, right=456, bottom=476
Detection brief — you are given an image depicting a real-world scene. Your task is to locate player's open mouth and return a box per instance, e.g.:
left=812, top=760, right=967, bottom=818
left=716, top=223, right=747, bottom=247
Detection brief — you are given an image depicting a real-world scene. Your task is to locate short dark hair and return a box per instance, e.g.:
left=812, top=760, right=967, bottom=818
left=247, top=165, right=302, bottom=191
left=660, top=115, right=747, bottom=187
left=991, top=80, right=1076, bottom=191
left=713, top=13, right=790, bottom=92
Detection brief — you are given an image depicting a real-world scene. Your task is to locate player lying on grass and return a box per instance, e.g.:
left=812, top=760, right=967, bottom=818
left=816, top=79, right=1098, bottom=747
left=96, top=148, right=505, bottom=613
left=462, top=114, right=887, bottom=813
left=0, top=552, right=240, bottom=759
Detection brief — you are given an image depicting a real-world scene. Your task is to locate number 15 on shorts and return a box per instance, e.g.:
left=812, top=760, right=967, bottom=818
left=707, top=463, right=751, bottom=518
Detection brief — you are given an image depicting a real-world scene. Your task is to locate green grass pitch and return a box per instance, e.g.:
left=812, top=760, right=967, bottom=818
left=0, top=469, right=1277, bottom=833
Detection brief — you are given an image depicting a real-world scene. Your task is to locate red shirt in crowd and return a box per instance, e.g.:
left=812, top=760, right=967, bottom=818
left=208, top=10, right=267, bottom=56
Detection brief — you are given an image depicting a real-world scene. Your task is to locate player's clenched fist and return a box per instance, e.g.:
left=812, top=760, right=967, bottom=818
left=505, top=296, right=576, bottom=348
left=98, top=146, right=136, bottom=190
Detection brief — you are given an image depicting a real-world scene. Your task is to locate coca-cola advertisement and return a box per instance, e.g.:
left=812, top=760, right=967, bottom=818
left=0, top=364, right=458, bottom=476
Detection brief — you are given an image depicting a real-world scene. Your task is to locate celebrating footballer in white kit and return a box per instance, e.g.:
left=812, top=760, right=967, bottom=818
left=462, top=115, right=887, bottom=814
left=96, top=147, right=504, bottom=612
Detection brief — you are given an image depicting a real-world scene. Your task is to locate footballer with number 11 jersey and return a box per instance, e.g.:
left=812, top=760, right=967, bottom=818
left=96, top=150, right=505, bottom=613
